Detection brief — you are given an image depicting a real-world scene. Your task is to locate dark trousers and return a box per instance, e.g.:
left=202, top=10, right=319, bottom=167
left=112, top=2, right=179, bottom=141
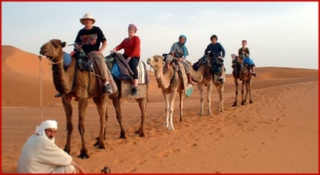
left=123, top=55, right=139, bottom=79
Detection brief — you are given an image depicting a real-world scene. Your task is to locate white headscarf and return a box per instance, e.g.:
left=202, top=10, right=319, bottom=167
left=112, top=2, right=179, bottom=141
left=35, top=120, right=58, bottom=143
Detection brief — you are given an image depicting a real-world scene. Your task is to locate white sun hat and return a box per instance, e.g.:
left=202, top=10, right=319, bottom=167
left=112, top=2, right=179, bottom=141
left=80, top=13, right=96, bottom=25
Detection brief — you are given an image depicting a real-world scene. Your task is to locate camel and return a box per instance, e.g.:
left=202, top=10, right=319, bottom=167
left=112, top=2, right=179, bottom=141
left=187, top=56, right=225, bottom=115
left=39, top=39, right=148, bottom=159
left=146, top=55, right=188, bottom=131
left=231, top=54, right=253, bottom=106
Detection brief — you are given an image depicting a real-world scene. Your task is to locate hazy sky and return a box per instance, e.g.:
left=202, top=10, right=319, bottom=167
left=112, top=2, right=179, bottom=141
left=2, top=2, right=318, bottom=73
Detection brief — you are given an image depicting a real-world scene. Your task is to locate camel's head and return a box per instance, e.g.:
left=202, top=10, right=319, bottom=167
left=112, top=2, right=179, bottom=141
left=39, top=39, right=66, bottom=62
left=147, top=55, right=164, bottom=70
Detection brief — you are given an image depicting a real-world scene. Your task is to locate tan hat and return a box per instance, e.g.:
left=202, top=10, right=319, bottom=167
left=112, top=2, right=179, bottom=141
left=80, top=13, right=96, bottom=25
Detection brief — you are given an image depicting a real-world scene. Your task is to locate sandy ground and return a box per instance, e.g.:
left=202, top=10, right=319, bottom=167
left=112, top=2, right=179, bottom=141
left=1, top=45, right=319, bottom=173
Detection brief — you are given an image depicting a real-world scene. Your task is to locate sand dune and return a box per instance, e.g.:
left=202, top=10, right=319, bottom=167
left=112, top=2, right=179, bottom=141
left=1, top=45, right=318, bottom=173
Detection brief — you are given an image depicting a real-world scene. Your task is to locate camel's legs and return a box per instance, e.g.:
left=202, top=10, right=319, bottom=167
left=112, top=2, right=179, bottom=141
left=248, top=78, right=253, bottom=103
left=198, top=83, right=204, bottom=116
left=207, top=82, right=213, bottom=115
left=168, top=90, right=178, bottom=130
left=112, top=96, right=126, bottom=139
left=179, top=90, right=184, bottom=122
left=163, top=91, right=170, bottom=128
left=232, top=78, right=239, bottom=107
left=241, top=80, right=246, bottom=105
left=92, top=95, right=107, bottom=149
left=77, top=98, right=89, bottom=159
left=62, top=95, right=73, bottom=154
left=217, top=83, right=224, bottom=112
left=135, top=96, right=147, bottom=137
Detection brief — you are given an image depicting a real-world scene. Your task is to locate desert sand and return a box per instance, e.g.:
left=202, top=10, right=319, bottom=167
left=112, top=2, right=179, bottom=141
left=1, top=45, right=318, bottom=173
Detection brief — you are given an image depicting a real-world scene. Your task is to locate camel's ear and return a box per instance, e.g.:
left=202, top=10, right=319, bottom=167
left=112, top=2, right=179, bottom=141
left=61, top=42, right=66, bottom=48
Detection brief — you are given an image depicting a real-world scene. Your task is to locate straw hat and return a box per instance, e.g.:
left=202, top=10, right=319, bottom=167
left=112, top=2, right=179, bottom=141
left=80, top=13, right=96, bottom=25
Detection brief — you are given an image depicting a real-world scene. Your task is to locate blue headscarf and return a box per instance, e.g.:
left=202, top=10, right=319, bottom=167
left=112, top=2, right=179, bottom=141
left=178, top=34, right=187, bottom=58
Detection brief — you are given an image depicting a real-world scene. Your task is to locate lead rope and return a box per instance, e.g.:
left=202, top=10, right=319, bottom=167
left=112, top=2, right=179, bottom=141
left=39, top=57, right=43, bottom=122
left=38, top=50, right=63, bottom=122
left=149, top=64, right=152, bottom=82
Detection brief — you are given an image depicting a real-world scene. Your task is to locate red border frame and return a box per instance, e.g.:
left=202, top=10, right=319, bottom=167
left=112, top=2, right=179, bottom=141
left=0, top=0, right=319, bottom=175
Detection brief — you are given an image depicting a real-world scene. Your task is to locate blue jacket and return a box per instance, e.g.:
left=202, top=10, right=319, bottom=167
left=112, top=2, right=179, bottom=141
left=204, top=42, right=225, bottom=58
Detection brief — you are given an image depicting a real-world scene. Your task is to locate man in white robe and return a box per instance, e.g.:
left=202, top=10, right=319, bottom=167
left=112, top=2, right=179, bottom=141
left=17, top=120, right=85, bottom=173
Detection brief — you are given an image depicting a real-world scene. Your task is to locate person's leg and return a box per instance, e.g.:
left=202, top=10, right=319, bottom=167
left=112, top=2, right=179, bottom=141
left=181, top=60, right=194, bottom=85
left=129, top=57, right=140, bottom=95
left=251, top=64, right=257, bottom=77
left=89, top=52, right=112, bottom=94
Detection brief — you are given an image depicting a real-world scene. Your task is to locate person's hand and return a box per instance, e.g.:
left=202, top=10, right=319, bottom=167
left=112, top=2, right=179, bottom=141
left=77, top=166, right=86, bottom=174
left=112, top=48, right=117, bottom=52
left=218, top=56, right=223, bottom=59
left=178, top=57, right=183, bottom=62
left=127, top=57, right=131, bottom=63
left=76, top=44, right=82, bottom=51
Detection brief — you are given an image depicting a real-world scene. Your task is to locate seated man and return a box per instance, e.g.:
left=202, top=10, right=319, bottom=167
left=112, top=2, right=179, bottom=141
left=17, top=120, right=85, bottom=173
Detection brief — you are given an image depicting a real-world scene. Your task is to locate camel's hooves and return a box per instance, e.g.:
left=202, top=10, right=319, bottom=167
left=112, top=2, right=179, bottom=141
left=241, top=102, right=245, bottom=105
left=139, top=133, right=146, bottom=138
left=95, top=144, right=105, bottom=150
left=232, top=103, right=237, bottom=107
left=119, top=135, right=127, bottom=139
left=179, top=119, right=182, bottom=122
left=78, top=151, right=89, bottom=159
left=134, top=130, right=140, bottom=135
left=198, top=113, right=203, bottom=116
left=250, top=101, right=253, bottom=104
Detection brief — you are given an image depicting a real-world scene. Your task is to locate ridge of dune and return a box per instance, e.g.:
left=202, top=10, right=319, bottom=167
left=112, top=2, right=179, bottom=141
left=1, top=45, right=318, bottom=107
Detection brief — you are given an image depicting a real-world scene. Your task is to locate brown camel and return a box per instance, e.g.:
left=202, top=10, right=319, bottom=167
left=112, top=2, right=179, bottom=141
left=187, top=57, right=225, bottom=115
left=231, top=54, right=253, bottom=106
left=39, top=39, right=148, bottom=159
left=147, top=55, right=188, bottom=130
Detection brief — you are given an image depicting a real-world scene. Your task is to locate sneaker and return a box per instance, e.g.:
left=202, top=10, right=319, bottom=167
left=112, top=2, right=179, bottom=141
left=54, top=93, right=62, bottom=98
left=103, top=84, right=112, bottom=94
left=131, top=86, right=138, bottom=96
left=251, top=72, right=257, bottom=77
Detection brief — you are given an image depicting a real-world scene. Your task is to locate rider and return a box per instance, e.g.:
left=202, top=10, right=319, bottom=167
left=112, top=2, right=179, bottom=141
left=204, top=34, right=226, bottom=84
left=238, top=40, right=256, bottom=77
left=54, top=13, right=113, bottom=98
left=112, top=23, right=141, bottom=96
left=166, top=34, right=194, bottom=85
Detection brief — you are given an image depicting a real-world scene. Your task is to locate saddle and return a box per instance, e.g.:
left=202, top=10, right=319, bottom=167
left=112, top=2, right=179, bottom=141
left=162, top=53, right=181, bottom=72
left=73, top=51, right=95, bottom=72
left=162, top=53, right=193, bottom=97
left=193, top=55, right=225, bottom=75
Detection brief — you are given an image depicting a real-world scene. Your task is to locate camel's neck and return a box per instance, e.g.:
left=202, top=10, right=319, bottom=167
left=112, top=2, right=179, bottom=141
left=190, top=64, right=206, bottom=82
left=51, top=52, right=75, bottom=94
left=154, top=67, right=174, bottom=89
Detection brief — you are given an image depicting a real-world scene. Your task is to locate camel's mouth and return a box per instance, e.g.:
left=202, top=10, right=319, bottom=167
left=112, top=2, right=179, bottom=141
left=39, top=49, right=54, bottom=59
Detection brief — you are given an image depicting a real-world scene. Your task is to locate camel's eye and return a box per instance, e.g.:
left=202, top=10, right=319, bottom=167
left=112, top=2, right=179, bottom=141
left=154, top=57, right=158, bottom=62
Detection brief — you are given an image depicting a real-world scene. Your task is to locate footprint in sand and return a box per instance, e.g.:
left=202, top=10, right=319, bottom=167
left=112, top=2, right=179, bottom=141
left=129, top=168, right=137, bottom=172
left=136, top=160, right=147, bottom=165
left=158, top=150, right=171, bottom=158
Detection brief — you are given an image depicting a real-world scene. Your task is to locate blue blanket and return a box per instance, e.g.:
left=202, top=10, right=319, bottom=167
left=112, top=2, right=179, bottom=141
left=244, top=57, right=254, bottom=66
